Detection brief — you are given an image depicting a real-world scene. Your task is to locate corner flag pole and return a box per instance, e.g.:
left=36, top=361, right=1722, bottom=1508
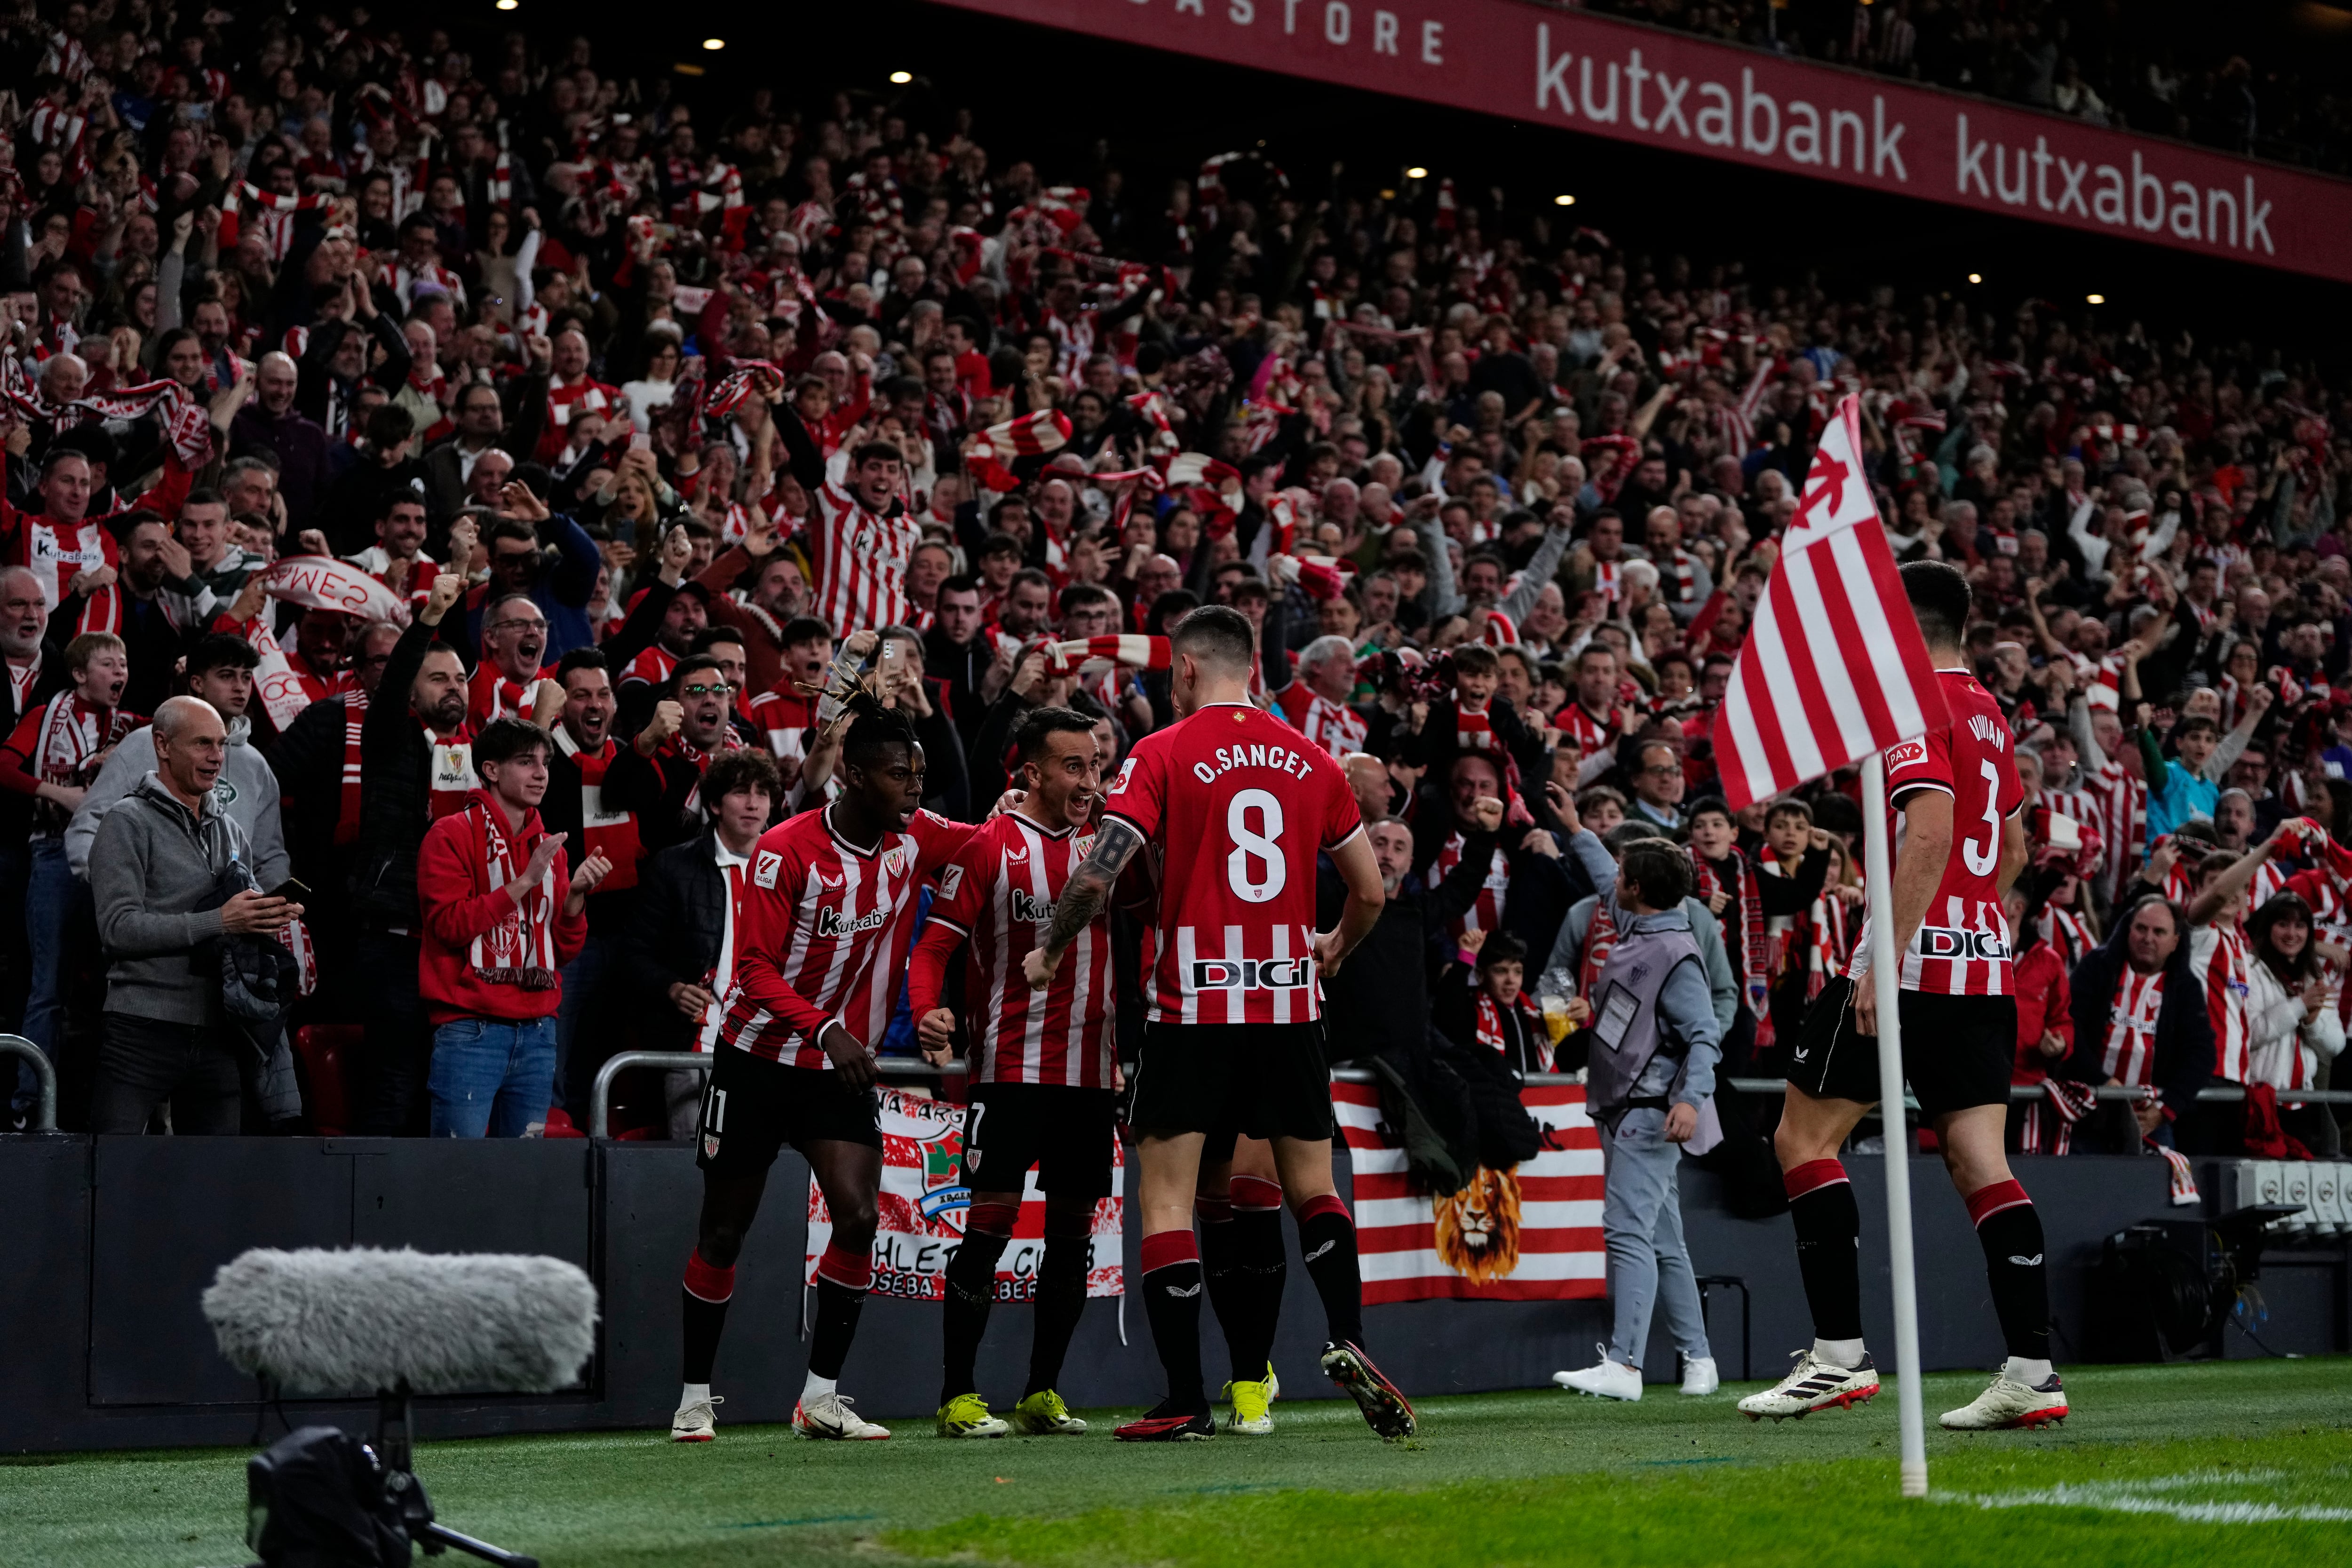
left=1859, top=754, right=1928, bottom=1499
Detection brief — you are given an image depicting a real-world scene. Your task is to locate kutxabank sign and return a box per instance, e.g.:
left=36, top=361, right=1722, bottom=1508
left=931, top=0, right=2350, bottom=283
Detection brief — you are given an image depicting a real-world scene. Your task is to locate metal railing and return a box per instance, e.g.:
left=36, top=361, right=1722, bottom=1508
left=587, top=1051, right=965, bottom=1139
left=0, top=1034, right=55, bottom=1131
left=1723, top=1076, right=2352, bottom=1106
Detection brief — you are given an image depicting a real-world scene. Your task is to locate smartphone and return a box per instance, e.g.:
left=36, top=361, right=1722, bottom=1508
left=265, top=878, right=311, bottom=903
left=630, top=430, right=652, bottom=453
left=878, top=639, right=903, bottom=674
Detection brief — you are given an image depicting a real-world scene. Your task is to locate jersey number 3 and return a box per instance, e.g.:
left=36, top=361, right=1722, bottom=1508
left=1226, top=788, right=1287, bottom=903
left=1962, top=758, right=2002, bottom=877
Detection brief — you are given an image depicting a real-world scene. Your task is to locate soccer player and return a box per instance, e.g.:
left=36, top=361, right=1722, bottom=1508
left=1739, top=562, right=2063, bottom=1432
left=1022, top=605, right=1409, bottom=1441
left=669, top=695, right=977, bottom=1443
left=908, top=705, right=1115, bottom=1440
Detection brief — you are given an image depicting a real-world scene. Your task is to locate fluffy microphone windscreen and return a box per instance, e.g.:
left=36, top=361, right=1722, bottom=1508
left=203, top=1248, right=598, bottom=1396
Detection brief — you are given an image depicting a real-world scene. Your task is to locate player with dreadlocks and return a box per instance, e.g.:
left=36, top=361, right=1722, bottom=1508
left=670, top=689, right=980, bottom=1443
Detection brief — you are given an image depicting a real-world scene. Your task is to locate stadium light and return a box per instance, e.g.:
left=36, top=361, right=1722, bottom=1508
left=1404, top=166, right=1428, bottom=180
left=702, top=37, right=725, bottom=50
left=1967, top=272, right=1982, bottom=284
left=495, top=0, right=517, bottom=9
left=1554, top=194, right=1575, bottom=207
left=890, top=70, right=913, bottom=84
left=2086, top=292, right=2105, bottom=304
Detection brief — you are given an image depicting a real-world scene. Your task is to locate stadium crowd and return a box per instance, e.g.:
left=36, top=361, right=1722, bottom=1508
left=1590, top=0, right=2352, bottom=175
left=0, top=1, right=2344, bottom=1171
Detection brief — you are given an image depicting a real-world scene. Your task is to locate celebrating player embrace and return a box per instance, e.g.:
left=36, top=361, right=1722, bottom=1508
left=1021, top=606, right=1412, bottom=1442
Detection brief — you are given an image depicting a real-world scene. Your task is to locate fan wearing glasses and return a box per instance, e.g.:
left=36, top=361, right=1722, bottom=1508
left=604, top=653, right=746, bottom=854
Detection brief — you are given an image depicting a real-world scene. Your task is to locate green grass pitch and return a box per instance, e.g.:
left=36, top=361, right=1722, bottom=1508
left=6, top=1358, right=2348, bottom=1568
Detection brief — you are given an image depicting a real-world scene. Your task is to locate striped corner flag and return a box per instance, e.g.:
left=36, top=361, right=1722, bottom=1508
left=1710, top=395, right=1949, bottom=809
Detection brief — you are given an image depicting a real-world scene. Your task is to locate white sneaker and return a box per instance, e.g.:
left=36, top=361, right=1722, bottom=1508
left=1939, top=1371, right=2067, bottom=1430
left=1737, top=1350, right=1879, bottom=1421
left=1680, top=1356, right=1719, bottom=1396
left=670, top=1393, right=723, bottom=1441
left=794, top=1390, right=892, bottom=1441
left=1551, top=1346, right=1643, bottom=1402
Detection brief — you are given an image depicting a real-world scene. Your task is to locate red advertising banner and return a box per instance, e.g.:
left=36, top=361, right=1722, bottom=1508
left=929, top=0, right=2352, bottom=284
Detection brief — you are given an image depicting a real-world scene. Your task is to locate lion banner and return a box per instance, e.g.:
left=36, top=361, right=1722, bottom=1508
left=1334, top=1080, right=1605, bottom=1303
left=803, top=1086, right=1124, bottom=1303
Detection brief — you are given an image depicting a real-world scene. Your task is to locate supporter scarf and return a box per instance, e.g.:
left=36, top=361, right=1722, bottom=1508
left=1473, top=989, right=1545, bottom=1068
left=1577, top=901, right=1619, bottom=1001
left=1041, top=634, right=1168, bottom=678
left=1692, top=848, right=1770, bottom=1027
left=2017, top=1076, right=2100, bottom=1156
left=1806, top=884, right=1852, bottom=1000
left=965, top=409, right=1072, bottom=493
left=467, top=798, right=561, bottom=990
left=335, top=689, right=369, bottom=847
left=553, top=724, right=642, bottom=894
left=0, top=358, right=212, bottom=466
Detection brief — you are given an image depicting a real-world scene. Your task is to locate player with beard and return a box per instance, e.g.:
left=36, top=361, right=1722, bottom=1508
left=1021, top=605, right=1406, bottom=1442
left=907, top=706, right=1117, bottom=1440
left=603, top=652, right=742, bottom=854
left=671, top=694, right=981, bottom=1443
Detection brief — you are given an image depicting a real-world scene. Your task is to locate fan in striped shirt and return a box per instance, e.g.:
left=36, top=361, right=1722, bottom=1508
left=906, top=706, right=1120, bottom=1439
left=774, top=395, right=924, bottom=636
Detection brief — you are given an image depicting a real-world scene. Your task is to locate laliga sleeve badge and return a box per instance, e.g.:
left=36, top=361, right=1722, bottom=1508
left=754, top=850, right=782, bottom=890
left=938, top=864, right=964, bottom=899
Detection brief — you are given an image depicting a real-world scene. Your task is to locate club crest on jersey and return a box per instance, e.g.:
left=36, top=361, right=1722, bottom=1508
left=937, top=864, right=964, bottom=900
left=753, top=850, right=782, bottom=890
left=703, top=1134, right=720, bottom=1158
left=883, top=845, right=909, bottom=876
left=1917, top=925, right=2010, bottom=960
left=1886, top=738, right=1929, bottom=771
left=1190, top=956, right=1316, bottom=990
left=1073, top=834, right=1094, bottom=860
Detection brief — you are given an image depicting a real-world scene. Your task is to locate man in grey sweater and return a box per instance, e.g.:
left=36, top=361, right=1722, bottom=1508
left=65, top=633, right=287, bottom=888
left=87, top=698, right=302, bottom=1134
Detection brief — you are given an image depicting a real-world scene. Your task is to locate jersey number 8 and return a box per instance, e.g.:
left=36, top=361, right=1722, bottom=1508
left=1226, top=788, right=1287, bottom=903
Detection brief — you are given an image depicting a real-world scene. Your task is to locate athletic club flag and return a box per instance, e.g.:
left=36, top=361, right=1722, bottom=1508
left=1334, top=1080, right=1604, bottom=1304
left=1710, top=396, right=1948, bottom=809
left=803, top=1087, right=1124, bottom=1302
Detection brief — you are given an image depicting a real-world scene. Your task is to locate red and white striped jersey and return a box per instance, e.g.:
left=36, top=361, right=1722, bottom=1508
left=719, top=803, right=977, bottom=1068
left=918, top=811, right=1114, bottom=1088
left=2187, top=924, right=2253, bottom=1084
left=1556, top=701, right=1615, bottom=755
left=1270, top=679, right=1365, bottom=757
left=744, top=685, right=817, bottom=765
left=1103, top=700, right=1366, bottom=1025
left=1430, top=828, right=1510, bottom=942
left=2099, top=966, right=2164, bottom=1086
left=2091, top=756, right=2147, bottom=902
left=1849, top=669, right=2025, bottom=996
left=809, top=479, right=923, bottom=634
left=617, top=644, right=678, bottom=689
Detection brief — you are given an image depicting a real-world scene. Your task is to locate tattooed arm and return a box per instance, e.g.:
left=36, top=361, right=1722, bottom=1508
left=1022, top=816, right=1146, bottom=990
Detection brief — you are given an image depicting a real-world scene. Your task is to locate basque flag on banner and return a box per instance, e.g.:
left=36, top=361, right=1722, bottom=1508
left=1710, top=395, right=1949, bottom=809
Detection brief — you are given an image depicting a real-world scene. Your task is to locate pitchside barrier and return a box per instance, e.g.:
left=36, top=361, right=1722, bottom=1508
left=0, top=1056, right=2344, bottom=1454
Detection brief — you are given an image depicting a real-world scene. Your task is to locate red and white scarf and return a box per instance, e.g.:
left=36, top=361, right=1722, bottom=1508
left=1473, top=989, right=1547, bottom=1070
left=27, top=692, right=130, bottom=834
left=965, top=409, right=1072, bottom=493
left=1693, top=848, right=1770, bottom=1026
left=1577, top=900, right=1619, bottom=1000
left=466, top=799, right=562, bottom=990
left=335, top=689, right=369, bottom=846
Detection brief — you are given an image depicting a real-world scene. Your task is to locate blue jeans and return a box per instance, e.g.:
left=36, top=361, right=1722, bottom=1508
left=19, top=840, right=84, bottom=1114
left=429, top=1016, right=557, bottom=1138
left=552, top=931, right=613, bottom=1114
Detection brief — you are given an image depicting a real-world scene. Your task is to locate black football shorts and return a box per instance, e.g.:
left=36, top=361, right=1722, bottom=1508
left=694, top=1046, right=882, bottom=1176
left=1785, top=976, right=2015, bottom=1120
left=1129, top=1021, right=1334, bottom=1142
